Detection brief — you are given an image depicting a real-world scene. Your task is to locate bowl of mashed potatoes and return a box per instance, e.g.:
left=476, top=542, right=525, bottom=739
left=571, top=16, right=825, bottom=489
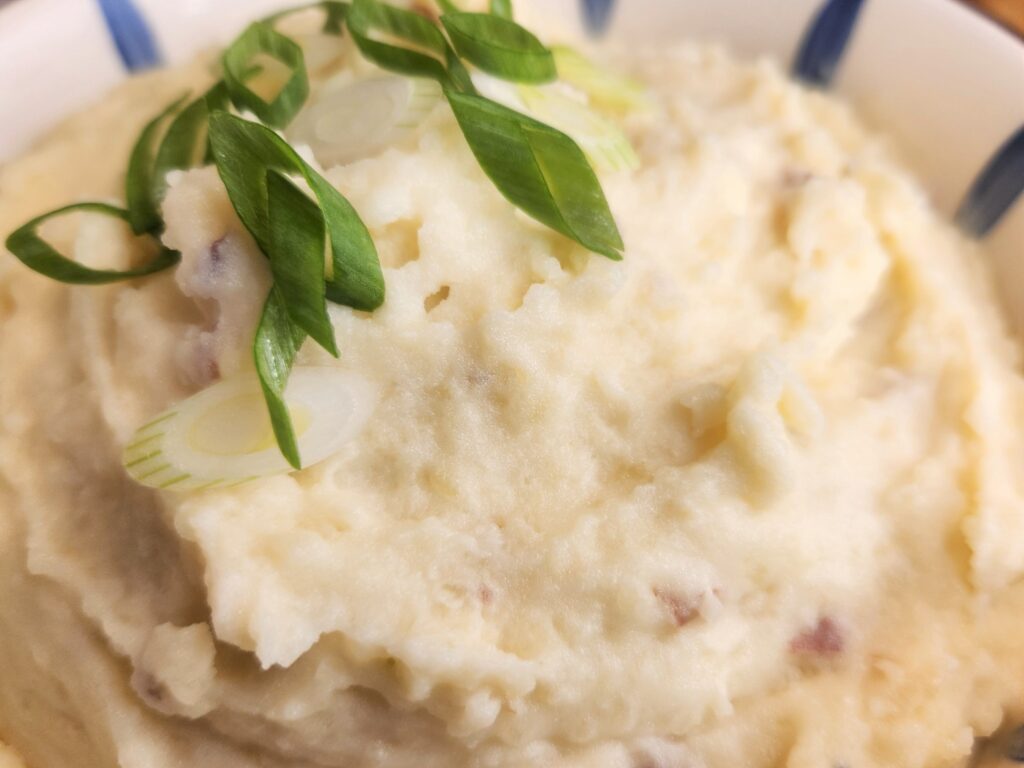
left=1, top=1, right=1023, bottom=768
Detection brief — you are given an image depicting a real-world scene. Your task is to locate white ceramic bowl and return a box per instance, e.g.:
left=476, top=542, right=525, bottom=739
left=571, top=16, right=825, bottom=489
left=0, top=0, right=1022, bottom=327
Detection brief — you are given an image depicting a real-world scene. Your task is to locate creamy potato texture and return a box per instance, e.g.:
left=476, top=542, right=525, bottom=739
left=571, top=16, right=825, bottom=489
left=2, top=31, right=1024, bottom=768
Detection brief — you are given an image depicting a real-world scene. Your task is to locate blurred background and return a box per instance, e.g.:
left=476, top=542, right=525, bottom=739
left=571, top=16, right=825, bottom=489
left=0, top=0, right=1020, bottom=30
left=0, top=0, right=1020, bottom=33
left=969, top=0, right=1024, bottom=32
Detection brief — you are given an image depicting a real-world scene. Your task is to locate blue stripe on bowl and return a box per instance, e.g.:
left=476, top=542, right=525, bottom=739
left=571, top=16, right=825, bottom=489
left=956, top=125, right=1024, bottom=238
left=793, top=0, right=868, bottom=86
left=96, top=0, right=162, bottom=71
left=581, top=0, right=616, bottom=36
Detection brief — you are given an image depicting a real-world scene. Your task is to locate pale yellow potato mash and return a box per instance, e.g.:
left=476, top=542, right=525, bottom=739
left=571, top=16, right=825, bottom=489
left=1, top=21, right=1024, bottom=768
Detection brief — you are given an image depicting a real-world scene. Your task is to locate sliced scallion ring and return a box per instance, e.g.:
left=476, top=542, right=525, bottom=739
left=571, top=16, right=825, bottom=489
left=471, top=73, right=638, bottom=174
left=551, top=45, right=651, bottom=114
left=123, top=368, right=378, bottom=491
left=518, top=85, right=639, bottom=173
left=287, top=75, right=442, bottom=167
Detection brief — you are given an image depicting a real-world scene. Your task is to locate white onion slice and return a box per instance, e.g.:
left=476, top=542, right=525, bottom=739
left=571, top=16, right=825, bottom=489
left=123, top=368, right=378, bottom=491
left=287, top=75, right=442, bottom=168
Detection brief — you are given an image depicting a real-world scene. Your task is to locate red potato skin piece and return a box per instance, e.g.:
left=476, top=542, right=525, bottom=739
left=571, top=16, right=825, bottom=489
left=790, top=616, right=844, bottom=657
left=653, top=587, right=701, bottom=628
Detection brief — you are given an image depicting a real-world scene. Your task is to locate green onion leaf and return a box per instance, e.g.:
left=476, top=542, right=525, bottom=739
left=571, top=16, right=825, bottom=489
left=437, top=0, right=460, bottom=13
left=489, top=0, right=513, bottom=19
left=222, top=22, right=310, bottom=129
left=5, top=203, right=180, bottom=284
left=310, top=170, right=382, bottom=309
left=445, top=43, right=477, bottom=94
left=440, top=12, right=554, bottom=84
left=262, top=1, right=350, bottom=35
left=265, top=169, right=338, bottom=357
left=445, top=89, right=623, bottom=259
left=152, top=82, right=230, bottom=203
left=210, top=112, right=384, bottom=464
left=518, top=84, right=640, bottom=173
left=126, top=95, right=188, bottom=235
left=346, top=0, right=449, bottom=82
left=321, top=1, right=349, bottom=34
left=207, top=112, right=384, bottom=313
left=254, top=285, right=308, bottom=469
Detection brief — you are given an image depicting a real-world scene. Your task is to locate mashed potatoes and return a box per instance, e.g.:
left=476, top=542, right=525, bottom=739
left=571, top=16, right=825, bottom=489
left=2, top=27, right=1024, bottom=768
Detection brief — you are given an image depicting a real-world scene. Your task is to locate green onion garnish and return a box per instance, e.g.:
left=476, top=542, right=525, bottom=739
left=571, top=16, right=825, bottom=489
left=346, top=0, right=450, bottom=82
left=207, top=112, right=384, bottom=313
left=153, top=82, right=230, bottom=200
left=518, top=84, right=639, bottom=173
left=266, top=168, right=339, bottom=358
left=5, top=203, right=179, bottom=284
left=490, top=0, right=514, bottom=19
left=222, top=22, right=310, bottom=129
left=126, top=94, right=189, bottom=235
left=122, top=367, right=378, bottom=488
left=6, top=0, right=641, bottom=478
left=440, top=12, right=555, bottom=84
left=254, top=285, right=310, bottom=470
left=208, top=112, right=383, bottom=458
left=552, top=45, right=651, bottom=114
left=261, top=1, right=349, bottom=35
left=446, top=89, right=623, bottom=260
